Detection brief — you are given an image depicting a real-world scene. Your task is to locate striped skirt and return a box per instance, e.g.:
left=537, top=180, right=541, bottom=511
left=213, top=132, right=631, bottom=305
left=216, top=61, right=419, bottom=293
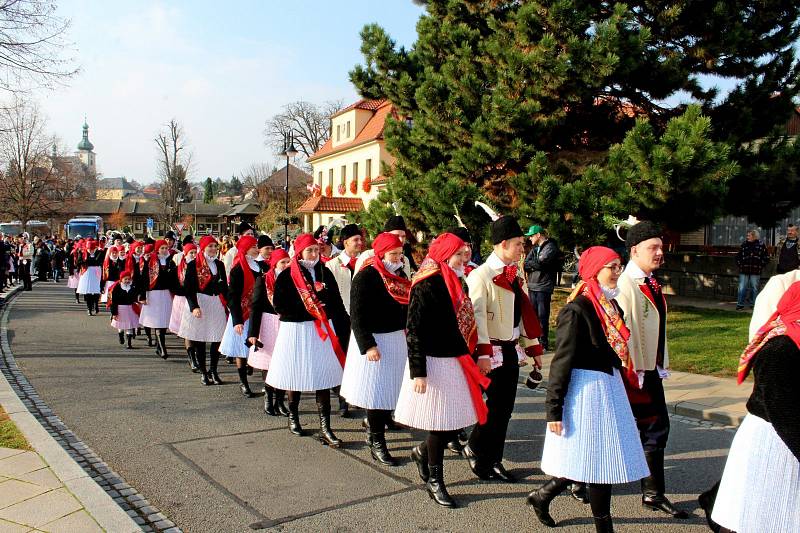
left=340, top=330, right=407, bottom=410
left=77, top=267, right=102, bottom=295
left=67, top=273, right=79, bottom=289
left=248, top=313, right=280, bottom=371
left=540, top=368, right=649, bottom=484
left=712, top=414, right=800, bottom=533
left=219, top=314, right=251, bottom=358
left=100, top=281, right=115, bottom=303
left=265, top=320, right=343, bottom=392
left=393, top=357, right=477, bottom=432
left=178, top=293, right=227, bottom=342
left=111, top=305, right=139, bottom=331
left=139, top=289, right=173, bottom=329
left=168, top=295, right=188, bottom=335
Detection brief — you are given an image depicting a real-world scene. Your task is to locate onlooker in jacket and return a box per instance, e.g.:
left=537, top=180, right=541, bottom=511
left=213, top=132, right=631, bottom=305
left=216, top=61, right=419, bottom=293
left=775, top=224, right=800, bottom=274
left=523, top=225, right=560, bottom=351
left=735, top=229, right=769, bottom=310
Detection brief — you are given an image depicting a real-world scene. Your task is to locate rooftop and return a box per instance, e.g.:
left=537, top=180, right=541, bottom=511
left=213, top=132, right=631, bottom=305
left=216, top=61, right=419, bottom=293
left=309, top=100, right=395, bottom=162
left=297, top=195, right=364, bottom=214
left=97, top=177, right=137, bottom=191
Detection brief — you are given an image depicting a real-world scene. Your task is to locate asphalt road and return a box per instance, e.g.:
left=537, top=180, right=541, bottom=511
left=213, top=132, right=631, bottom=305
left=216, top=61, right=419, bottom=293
left=7, top=283, right=733, bottom=532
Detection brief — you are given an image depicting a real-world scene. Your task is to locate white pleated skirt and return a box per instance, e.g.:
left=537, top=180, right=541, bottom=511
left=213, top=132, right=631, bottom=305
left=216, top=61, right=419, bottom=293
left=248, top=313, right=280, bottom=371
left=111, top=305, right=139, bottom=331
left=178, top=293, right=227, bottom=342
left=139, top=289, right=173, bottom=329
left=540, top=368, right=649, bottom=484
left=340, top=330, right=407, bottom=410
left=265, top=320, right=343, bottom=392
left=168, top=295, right=188, bottom=335
left=393, top=357, right=477, bottom=431
left=219, top=314, right=251, bottom=358
left=712, top=414, right=800, bottom=533
left=67, top=273, right=79, bottom=289
left=100, top=281, right=115, bottom=303
left=77, top=267, right=102, bottom=295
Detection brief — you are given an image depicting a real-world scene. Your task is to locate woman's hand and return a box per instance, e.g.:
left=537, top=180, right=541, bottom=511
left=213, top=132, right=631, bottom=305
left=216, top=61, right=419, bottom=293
left=192, top=308, right=202, bottom=318
left=413, top=377, right=427, bottom=394
left=234, top=324, right=244, bottom=335
left=142, top=299, right=148, bottom=306
left=247, top=336, right=258, bottom=346
left=366, top=347, right=381, bottom=362
left=547, top=421, right=563, bottom=436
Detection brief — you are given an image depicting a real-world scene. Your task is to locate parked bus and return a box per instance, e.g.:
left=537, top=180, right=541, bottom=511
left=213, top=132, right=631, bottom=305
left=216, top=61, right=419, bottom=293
left=65, top=216, right=103, bottom=239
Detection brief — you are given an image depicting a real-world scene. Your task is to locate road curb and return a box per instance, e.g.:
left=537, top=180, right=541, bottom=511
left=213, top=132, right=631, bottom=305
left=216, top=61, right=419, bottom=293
left=0, top=286, right=182, bottom=532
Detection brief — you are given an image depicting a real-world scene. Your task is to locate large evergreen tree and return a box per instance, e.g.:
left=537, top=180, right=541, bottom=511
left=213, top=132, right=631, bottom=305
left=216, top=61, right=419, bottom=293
left=203, top=177, right=214, bottom=204
left=351, top=1, right=800, bottom=245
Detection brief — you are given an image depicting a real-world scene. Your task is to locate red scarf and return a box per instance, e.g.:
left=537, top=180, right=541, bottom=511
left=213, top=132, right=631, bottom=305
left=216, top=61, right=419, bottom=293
left=81, top=241, right=98, bottom=274
left=231, top=236, right=258, bottom=322
left=125, top=241, right=146, bottom=274
left=195, top=236, right=217, bottom=292
left=412, top=233, right=490, bottom=424
left=289, top=233, right=346, bottom=367
left=106, top=271, right=141, bottom=315
left=147, top=239, right=168, bottom=290
left=177, top=244, right=197, bottom=284
left=738, top=280, right=800, bottom=384
left=364, top=232, right=411, bottom=305
left=266, top=249, right=290, bottom=304
left=103, top=246, right=119, bottom=280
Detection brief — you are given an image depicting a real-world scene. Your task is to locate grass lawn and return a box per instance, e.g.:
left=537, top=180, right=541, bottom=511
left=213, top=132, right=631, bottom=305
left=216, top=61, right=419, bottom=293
left=546, top=289, right=748, bottom=378
left=0, top=405, right=31, bottom=450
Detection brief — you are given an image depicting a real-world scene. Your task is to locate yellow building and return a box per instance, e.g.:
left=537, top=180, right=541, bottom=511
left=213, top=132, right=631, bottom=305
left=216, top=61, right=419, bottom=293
left=299, top=99, right=395, bottom=231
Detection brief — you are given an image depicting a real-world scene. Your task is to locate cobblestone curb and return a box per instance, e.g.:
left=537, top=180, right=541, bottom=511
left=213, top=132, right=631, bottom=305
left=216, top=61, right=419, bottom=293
left=0, top=287, right=182, bottom=533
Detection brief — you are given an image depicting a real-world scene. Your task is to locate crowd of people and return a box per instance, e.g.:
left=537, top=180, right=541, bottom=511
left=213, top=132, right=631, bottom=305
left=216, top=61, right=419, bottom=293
left=10, top=213, right=798, bottom=533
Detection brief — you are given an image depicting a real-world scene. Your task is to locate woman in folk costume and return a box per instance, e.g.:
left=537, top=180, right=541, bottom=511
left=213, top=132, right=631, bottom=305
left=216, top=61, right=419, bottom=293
left=67, top=239, right=82, bottom=302
left=340, top=232, right=410, bottom=467
left=393, top=233, right=490, bottom=508
left=179, top=236, right=228, bottom=386
left=248, top=248, right=291, bottom=417
left=138, top=239, right=177, bottom=359
left=108, top=270, right=140, bottom=349
left=100, top=246, right=122, bottom=304
left=77, top=238, right=104, bottom=316
left=527, top=246, right=648, bottom=532
left=265, top=233, right=350, bottom=446
left=169, top=243, right=199, bottom=372
left=708, top=282, right=800, bottom=533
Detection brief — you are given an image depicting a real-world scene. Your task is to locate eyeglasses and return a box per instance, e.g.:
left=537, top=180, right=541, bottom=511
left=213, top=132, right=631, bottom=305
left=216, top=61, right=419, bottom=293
left=603, top=264, right=624, bottom=273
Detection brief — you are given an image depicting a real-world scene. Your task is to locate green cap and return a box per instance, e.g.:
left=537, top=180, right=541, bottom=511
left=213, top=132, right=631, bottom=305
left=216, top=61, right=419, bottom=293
left=524, top=224, right=543, bottom=236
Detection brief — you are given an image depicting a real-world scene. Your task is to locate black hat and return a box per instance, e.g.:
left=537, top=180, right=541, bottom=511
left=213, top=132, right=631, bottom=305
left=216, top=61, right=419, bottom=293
left=313, top=225, right=330, bottom=243
left=447, top=227, right=471, bottom=245
left=383, top=216, right=407, bottom=233
left=490, top=215, right=523, bottom=245
left=340, top=224, right=361, bottom=242
left=182, top=235, right=194, bottom=246
left=237, top=222, right=253, bottom=235
left=165, top=230, right=176, bottom=240
left=257, top=235, right=274, bottom=248
left=625, top=221, right=662, bottom=249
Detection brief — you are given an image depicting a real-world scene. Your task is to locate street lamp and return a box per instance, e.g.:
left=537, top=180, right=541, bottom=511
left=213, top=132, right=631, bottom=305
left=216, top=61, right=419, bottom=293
left=282, top=132, right=298, bottom=250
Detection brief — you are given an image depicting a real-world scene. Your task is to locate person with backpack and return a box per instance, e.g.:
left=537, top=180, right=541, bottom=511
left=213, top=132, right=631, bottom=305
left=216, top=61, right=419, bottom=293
left=524, top=225, right=561, bottom=351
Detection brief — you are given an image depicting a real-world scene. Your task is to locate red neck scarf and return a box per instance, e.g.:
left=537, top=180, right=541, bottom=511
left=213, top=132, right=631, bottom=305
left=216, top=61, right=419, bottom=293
left=738, top=280, right=800, bottom=384
left=265, top=249, right=290, bottom=303
left=195, top=236, right=218, bottom=291
left=103, top=247, right=119, bottom=280
left=289, top=233, right=346, bottom=367
left=364, top=232, right=411, bottom=306
left=412, top=233, right=490, bottom=424
left=232, top=235, right=258, bottom=322
left=147, top=239, right=169, bottom=290
left=177, top=244, right=197, bottom=284
left=125, top=242, right=145, bottom=273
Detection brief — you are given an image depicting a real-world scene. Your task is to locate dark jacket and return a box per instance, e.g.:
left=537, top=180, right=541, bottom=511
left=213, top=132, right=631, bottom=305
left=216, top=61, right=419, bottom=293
left=247, top=274, right=277, bottom=340
left=406, top=274, right=469, bottom=379
left=736, top=239, right=769, bottom=275
left=524, top=238, right=560, bottom=293
left=109, top=282, right=138, bottom=316
left=183, top=259, right=227, bottom=312
left=350, top=264, right=408, bottom=354
left=78, top=251, right=104, bottom=269
left=227, top=262, right=262, bottom=327
left=776, top=238, right=800, bottom=274
left=137, top=259, right=176, bottom=299
left=545, top=294, right=624, bottom=422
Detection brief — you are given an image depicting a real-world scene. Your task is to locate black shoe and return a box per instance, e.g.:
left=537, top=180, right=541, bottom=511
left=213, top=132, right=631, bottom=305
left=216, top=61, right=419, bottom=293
left=569, top=481, right=590, bottom=504
left=526, top=478, right=569, bottom=528
left=593, top=515, right=614, bottom=533
left=126, top=335, right=134, bottom=349
left=698, top=482, right=722, bottom=533
left=210, top=370, right=223, bottom=385
left=462, top=444, right=491, bottom=480
left=201, top=372, right=212, bottom=386
left=411, top=445, right=430, bottom=483
left=118, top=331, right=125, bottom=345
left=369, top=433, right=397, bottom=467
left=361, top=418, right=372, bottom=445
left=263, top=387, right=277, bottom=416
left=187, top=348, right=199, bottom=373
left=642, top=494, right=689, bottom=519
left=317, top=405, right=342, bottom=448
left=288, top=404, right=304, bottom=436
left=489, top=462, right=516, bottom=483
left=338, top=397, right=350, bottom=418
left=158, top=330, right=168, bottom=359
left=240, top=383, right=254, bottom=398
left=426, top=465, right=457, bottom=508
left=155, top=342, right=163, bottom=358
left=447, top=439, right=464, bottom=455
left=641, top=450, right=689, bottom=519
left=274, top=391, right=290, bottom=417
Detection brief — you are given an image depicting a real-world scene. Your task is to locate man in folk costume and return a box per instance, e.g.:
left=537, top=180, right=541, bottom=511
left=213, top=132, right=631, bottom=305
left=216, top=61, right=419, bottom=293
left=355, top=216, right=413, bottom=279
left=615, top=220, right=688, bottom=519
left=464, top=208, right=544, bottom=482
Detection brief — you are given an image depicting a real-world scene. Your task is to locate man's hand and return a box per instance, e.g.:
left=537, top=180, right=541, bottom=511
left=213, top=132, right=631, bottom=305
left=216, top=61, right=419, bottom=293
left=477, top=357, right=491, bottom=375
left=366, top=347, right=381, bottom=361
left=192, top=308, right=202, bottom=318
left=234, top=324, right=244, bottom=335
left=547, top=421, right=563, bottom=436
left=413, top=377, right=427, bottom=394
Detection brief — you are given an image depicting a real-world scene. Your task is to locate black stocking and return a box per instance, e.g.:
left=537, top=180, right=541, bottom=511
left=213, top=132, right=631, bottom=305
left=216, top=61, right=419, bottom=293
left=315, top=388, right=331, bottom=407
left=588, top=483, right=612, bottom=518
left=426, top=430, right=457, bottom=466
left=366, top=409, right=389, bottom=432
left=209, top=342, right=220, bottom=372
left=193, top=341, right=207, bottom=373
left=288, top=390, right=301, bottom=408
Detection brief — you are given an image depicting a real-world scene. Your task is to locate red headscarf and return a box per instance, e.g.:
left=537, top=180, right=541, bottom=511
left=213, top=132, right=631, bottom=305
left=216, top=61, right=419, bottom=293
left=106, top=269, right=136, bottom=311
left=265, top=248, right=290, bottom=298
left=195, top=236, right=218, bottom=291
left=177, top=243, right=197, bottom=284
left=362, top=232, right=411, bottom=305
left=146, top=239, right=169, bottom=289
left=83, top=238, right=98, bottom=261
left=412, top=233, right=490, bottom=424
left=738, top=280, right=800, bottom=384
left=289, top=233, right=346, bottom=367
left=231, top=235, right=258, bottom=323
left=126, top=241, right=146, bottom=273
left=102, top=246, right=120, bottom=280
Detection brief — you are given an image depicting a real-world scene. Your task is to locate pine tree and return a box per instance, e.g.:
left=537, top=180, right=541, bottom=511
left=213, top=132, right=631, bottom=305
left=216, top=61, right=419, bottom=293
left=351, top=1, right=800, bottom=245
left=203, top=177, right=214, bottom=204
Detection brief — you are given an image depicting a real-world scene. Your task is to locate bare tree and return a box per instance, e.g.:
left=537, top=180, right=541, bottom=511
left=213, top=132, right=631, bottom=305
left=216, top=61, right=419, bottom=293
left=155, top=119, right=192, bottom=224
left=263, top=100, right=344, bottom=165
left=240, top=162, right=274, bottom=206
left=0, top=0, right=78, bottom=93
left=0, top=98, right=88, bottom=229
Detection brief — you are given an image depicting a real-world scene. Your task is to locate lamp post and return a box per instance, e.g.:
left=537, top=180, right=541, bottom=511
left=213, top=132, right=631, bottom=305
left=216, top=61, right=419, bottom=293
left=282, top=132, right=298, bottom=250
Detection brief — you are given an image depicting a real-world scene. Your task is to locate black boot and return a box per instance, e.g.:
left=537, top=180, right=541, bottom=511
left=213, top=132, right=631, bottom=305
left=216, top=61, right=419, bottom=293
left=157, top=329, right=168, bottom=359
left=126, top=334, right=134, bottom=349
left=288, top=396, right=304, bottom=436
left=263, top=386, right=277, bottom=416
left=369, top=433, right=397, bottom=467
left=75, top=292, right=80, bottom=303
left=86, top=298, right=94, bottom=316
left=187, top=346, right=199, bottom=373
left=426, top=464, right=456, bottom=508
left=195, top=343, right=211, bottom=386
left=526, top=477, right=570, bottom=528
left=274, top=389, right=289, bottom=417
left=641, top=450, right=689, bottom=519
left=118, top=331, right=125, bottom=345
left=593, top=515, right=614, bottom=533
left=698, top=481, right=722, bottom=533
left=145, top=327, right=154, bottom=347
left=209, top=344, right=223, bottom=384
left=237, top=365, right=253, bottom=397
left=569, top=481, right=590, bottom=504
left=336, top=387, right=349, bottom=418
left=447, top=437, right=464, bottom=455
left=317, top=402, right=342, bottom=448
left=411, top=445, right=430, bottom=482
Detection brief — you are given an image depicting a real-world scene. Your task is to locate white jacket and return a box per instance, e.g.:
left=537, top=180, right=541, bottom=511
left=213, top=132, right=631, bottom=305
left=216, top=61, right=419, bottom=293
left=749, top=270, right=800, bottom=340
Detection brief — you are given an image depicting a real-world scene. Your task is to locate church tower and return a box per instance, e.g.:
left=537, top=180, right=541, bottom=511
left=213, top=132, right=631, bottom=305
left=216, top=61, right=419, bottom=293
left=76, top=120, right=96, bottom=173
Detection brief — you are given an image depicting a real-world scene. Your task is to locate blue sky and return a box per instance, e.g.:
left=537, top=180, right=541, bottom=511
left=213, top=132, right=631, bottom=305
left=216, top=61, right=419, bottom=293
left=37, top=1, right=424, bottom=184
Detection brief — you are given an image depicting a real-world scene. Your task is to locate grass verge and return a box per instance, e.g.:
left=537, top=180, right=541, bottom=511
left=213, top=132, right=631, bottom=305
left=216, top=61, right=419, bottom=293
left=0, top=405, right=32, bottom=450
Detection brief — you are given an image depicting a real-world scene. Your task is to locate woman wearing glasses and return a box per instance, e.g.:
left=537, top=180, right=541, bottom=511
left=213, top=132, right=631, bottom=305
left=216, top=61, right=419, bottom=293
left=527, top=246, right=648, bottom=533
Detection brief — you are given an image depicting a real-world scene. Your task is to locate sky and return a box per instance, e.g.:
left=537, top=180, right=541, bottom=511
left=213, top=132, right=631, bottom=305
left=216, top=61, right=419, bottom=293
left=35, top=0, right=424, bottom=184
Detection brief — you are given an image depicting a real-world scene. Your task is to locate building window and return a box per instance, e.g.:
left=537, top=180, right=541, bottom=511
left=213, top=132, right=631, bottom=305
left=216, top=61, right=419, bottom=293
left=336, top=124, right=341, bottom=141
left=328, top=169, right=334, bottom=189
left=366, top=159, right=372, bottom=178
left=341, top=165, right=346, bottom=185
left=346, top=121, right=351, bottom=138
left=318, top=171, right=322, bottom=185
left=353, top=162, right=358, bottom=181
left=135, top=222, right=142, bottom=231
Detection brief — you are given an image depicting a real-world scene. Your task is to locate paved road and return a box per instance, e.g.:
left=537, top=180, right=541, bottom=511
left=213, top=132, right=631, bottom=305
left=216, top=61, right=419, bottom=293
left=7, top=284, right=733, bottom=532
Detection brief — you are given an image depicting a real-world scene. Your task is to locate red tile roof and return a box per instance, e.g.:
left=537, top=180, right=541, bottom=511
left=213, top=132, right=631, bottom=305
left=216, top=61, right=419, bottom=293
left=297, top=195, right=365, bottom=214
left=330, top=98, right=387, bottom=118
left=309, top=100, right=395, bottom=162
